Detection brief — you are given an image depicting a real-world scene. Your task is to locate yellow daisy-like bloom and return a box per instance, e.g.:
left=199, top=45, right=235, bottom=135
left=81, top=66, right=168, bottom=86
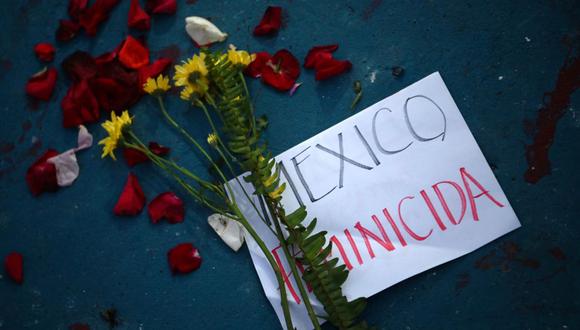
left=98, top=110, right=133, bottom=160
left=180, top=85, right=195, bottom=102
left=227, top=45, right=255, bottom=67
left=207, top=133, right=218, bottom=147
left=143, top=75, right=171, bottom=96
left=173, top=53, right=209, bottom=98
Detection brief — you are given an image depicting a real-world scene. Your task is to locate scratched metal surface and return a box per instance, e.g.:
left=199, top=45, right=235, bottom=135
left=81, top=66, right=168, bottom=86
left=0, top=0, right=579, bottom=329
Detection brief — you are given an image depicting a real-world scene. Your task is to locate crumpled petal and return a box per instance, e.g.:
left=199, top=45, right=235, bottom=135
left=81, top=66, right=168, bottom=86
left=303, top=44, right=338, bottom=69
left=113, top=173, right=146, bottom=216
left=185, top=16, right=228, bottom=47
left=313, top=52, right=352, bottom=81
left=207, top=213, right=245, bottom=252
left=244, top=51, right=270, bottom=78
left=253, top=6, right=282, bottom=36
left=4, top=252, right=23, bottom=284
left=47, top=125, right=93, bottom=187
left=78, top=0, right=121, bottom=36
left=26, top=67, right=58, bottom=101
left=61, top=79, right=100, bottom=128
left=261, top=49, right=300, bottom=91
left=26, top=149, right=59, bottom=196
left=167, top=243, right=201, bottom=274
left=145, top=0, right=177, bottom=15
left=34, top=43, right=56, bottom=62
left=148, top=192, right=184, bottom=224
left=128, top=0, right=150, bottom=30
left=118, top=36, right=150, bottom=69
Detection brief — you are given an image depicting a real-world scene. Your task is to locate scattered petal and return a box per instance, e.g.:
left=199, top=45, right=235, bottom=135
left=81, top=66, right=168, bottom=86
left=145, top=0, right=177, bottom=14
left=76, top=125, right=93, bottom=151
left=261, top=49, right=300, bottom=91
left=167, top=243, right=201, bottom=274
left=122, top=147, right=148, bottom=167
left=4, top=252, right=23, bottom=284
left=48, top=150, right=78, bottom=187
left=56, top=19, right=81, bottom=42
left=289, top=82, right=302, bottom=96
left=62, top=51, right=98, bottom=82
left=148, top=192, right=184, bottom=224
left=26, top=68, right=58, bottom=101
left=207, top=213, right=245, bottom=252
left=113, top=173, right=146, bottom=216
left=78, top=0, right=121, bottom=36
left=118, top=36, right=150, bottom=69
left=26, top=149, right=59, bottom=196
left=303, top=44, right=338, bottom=69
left=313, top=53, right=352, bottom=80
left=148, top=141, right=169, bottom=156
left=244, top=51, right=270, bottom=78
left=185, top=16, right=228, bottom=47
left=128, top=0, right=150, bottom=30
left=253, top=6, right=282, bottom=36
left=34, top=43, right=56, bottom=62
left=68, top=0, right=88, bottom=20
left=61, top=79, right=100, bottom=128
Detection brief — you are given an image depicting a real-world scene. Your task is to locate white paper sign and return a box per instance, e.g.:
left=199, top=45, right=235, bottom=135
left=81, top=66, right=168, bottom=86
left=230, top=72, right=521, bottom=329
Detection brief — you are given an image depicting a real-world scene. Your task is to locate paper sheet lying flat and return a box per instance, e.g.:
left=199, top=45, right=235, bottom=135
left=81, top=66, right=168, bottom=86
left=230, top=72, right=521, bottom=329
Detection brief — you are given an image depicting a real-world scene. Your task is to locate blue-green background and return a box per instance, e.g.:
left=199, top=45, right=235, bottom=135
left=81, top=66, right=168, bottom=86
left=1, top=0, right=579, bottom=329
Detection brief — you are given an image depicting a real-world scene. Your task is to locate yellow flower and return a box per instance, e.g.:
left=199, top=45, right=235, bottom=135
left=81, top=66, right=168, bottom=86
left=143, top=75, right=171, bottom=96
left=227, top=45, right=255, bottom=67
left=98, top=110, right=133, bottom=160
left=173, top=53, right=209, bottom=98
left=207, top=133, right=218, bottom=147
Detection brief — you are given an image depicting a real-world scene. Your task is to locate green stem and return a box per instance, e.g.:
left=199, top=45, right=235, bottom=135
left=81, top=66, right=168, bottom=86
left=266, top=200, right=321, bottom=330
left=239, top=71, right=257, bottom=135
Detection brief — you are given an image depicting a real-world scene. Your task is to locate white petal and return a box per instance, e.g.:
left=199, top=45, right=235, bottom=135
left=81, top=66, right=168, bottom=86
left=208, top=213, right=245, bottom=252
left=48, top=150, right=79, bottom=187
left=185, top=16, right=228, bottom=46
left=75, top=125, right=93, bottom=151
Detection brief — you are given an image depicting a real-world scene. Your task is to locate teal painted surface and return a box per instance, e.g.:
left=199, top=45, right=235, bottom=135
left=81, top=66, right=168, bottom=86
left=0, top=0, right=579, bottom=329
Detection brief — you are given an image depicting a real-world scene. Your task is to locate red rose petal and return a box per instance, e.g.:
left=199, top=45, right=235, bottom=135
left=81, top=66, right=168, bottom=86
left=56, top=19, right=81, bottom=42
left=26, top=149, right=59, bottom=196
left=61, top=79, right=100, bottom=128
left=4, top=252, right=23, bottom=284
left=148, top=142, right=170, bottom=156
left=128, top=0, right=150, bottom=30
left=34, top=43, right=56, bottom=62
left=253, top=6, right=282, bottom=36
left=123, top=147, right=149, bottom=167
left=138, top=57, right=172, bottom=87
left=148, top=192, right=184, bottom=224
left=167, top=243, right=201, bottom=274
left=145, top=0, right=177, bottom=15
left=303, top=44, right=338, bottom=69
left=91, top=76, right=140, bottom=112
left=113, top=173, right=146, bottom=216
left=78, top=0, right=121, bottom=36
left=261, top=49, right=300, bottom=91
left=68, top=0, right=88, bottom=20
left=26, top=68, right=58, bottom=101
left=118, top=36, right=150, bottom=70
left=62, top=51, right=98, bottom=82
left=244, top=51, right=270, bottom=78
left=313, top=53, right=352, bottom=81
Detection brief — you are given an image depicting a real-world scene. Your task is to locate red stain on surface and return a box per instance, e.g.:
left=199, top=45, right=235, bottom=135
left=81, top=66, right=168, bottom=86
left=475, top=242, right=540, bottom=272
left=362, top=0, right=382, bottom=20
left=524, top=49, right=580, bottom=183
left=549, top=247, right=566, bottom=260
left=0, top=141, right=15, bottom=154
left=455, top=273, right=470, bottom=292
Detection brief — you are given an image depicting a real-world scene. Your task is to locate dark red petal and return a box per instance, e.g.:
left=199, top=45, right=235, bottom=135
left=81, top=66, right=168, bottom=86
left=253, top=6, right=282, bottom=36
left=26, top=149, right=59, bottom=196
left=128, top=0, right=150, bottom=30
left=62, top=51, right=97, bottom=82
left=167, top=243, right=201, bottom=274
left=244, top=51, right=270, bottom=78
left=91, top=76, right=140, bottom=112
left=34, top=43, right=56, bottom=62
left=314, top=54, right=352, bottom=81
left=4, top=252, right=23, bottom=284
left=78, top=0, right=120, bottom=36
left=113, top=173, right=146, bottom=216
left=123, top=147, right=149, bottom=167
left=56, top=19, right=81, bottom=42
left=148, top=192, right=184, bottom=224
left=145, top=0, right=177, bottom=15
left=118, top=36, right=150, bottom=69
left=303, top=44, right=339, bottom=69
left=148, top=142, right=170, bottom=156
left=68, top=0, right=88, bottom=20
left=261, top=49, right=300, bottom=91
left=26, top=68, right=58, bottom=101
left=138, top=57, right=172, bottom=87
left=61, top=79, right=100, bottom=128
